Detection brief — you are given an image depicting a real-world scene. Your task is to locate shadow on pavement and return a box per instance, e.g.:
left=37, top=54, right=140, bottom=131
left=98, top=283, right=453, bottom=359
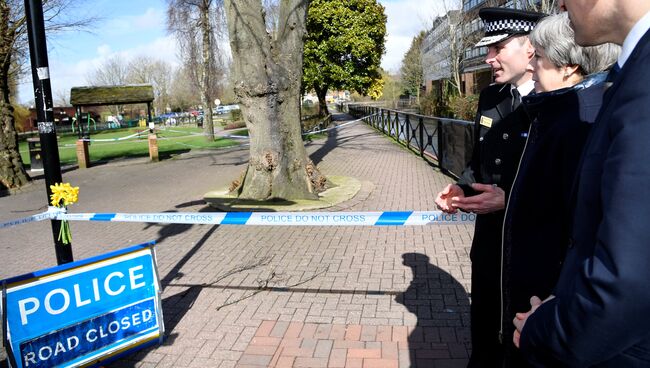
left=395, top=252, right=471, bottom=367
left=160, top=224, right=219, bottom=339
left=309, top=123, right=339, bottom=165
left=107, top=223, right=220, bottom=368
left=139, top=201, right=218, bottom=245
left=308, top=126, right=378, bottom=165
left=308, top=112, right=373, bottom=166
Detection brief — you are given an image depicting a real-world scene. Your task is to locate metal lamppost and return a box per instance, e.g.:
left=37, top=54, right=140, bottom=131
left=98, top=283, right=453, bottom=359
left=24, top=0, right=74, bottom=264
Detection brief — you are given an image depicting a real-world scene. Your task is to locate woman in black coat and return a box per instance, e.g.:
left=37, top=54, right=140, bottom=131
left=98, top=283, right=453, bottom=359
left=500, top=13, right=620, bottom=367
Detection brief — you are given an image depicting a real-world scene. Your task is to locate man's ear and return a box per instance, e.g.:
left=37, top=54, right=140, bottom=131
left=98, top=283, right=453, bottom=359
left=525, top=39, right=536, bottom=59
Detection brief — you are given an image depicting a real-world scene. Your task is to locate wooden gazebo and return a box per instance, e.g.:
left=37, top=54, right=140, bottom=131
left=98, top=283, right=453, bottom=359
left=70, top=84, right=155, bottom=124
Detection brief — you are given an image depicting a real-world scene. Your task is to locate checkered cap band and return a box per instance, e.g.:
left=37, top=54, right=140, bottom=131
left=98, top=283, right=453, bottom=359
left=485, top=19, right=535, bottom=34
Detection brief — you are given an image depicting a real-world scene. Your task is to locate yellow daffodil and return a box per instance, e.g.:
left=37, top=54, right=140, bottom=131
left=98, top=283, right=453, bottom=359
left=49, top=182, right=79, bottom=245
left=50, top=183, right=79, bottom=207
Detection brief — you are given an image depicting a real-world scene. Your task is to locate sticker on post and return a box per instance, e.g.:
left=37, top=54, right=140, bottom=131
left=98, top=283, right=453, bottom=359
left=36, top=67, right=50, bottom=80
left=37, top=122, right=55, bottom=134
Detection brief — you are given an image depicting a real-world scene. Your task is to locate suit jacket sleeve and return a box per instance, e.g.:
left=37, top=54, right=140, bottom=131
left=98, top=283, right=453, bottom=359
left=520, top=67, right=650, bottom=366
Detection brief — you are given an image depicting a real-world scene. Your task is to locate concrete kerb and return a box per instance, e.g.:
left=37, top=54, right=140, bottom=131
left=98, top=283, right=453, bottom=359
left=203, top=175, right=362, bottom=212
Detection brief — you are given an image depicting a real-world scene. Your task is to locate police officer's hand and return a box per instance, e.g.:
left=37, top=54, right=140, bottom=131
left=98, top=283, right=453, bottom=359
left=451, top=183, right=505, bottom=214
left=435, top=184, right=464, bottom=214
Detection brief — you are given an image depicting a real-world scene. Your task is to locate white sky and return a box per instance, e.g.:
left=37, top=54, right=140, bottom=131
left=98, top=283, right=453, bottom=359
left=379, top=0, right=446, bottom=72
left=18, top=0, right=448, bottom=105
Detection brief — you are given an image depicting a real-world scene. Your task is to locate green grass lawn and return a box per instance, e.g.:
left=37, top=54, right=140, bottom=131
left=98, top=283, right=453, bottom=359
left=19, top=127, right=237, bottom=166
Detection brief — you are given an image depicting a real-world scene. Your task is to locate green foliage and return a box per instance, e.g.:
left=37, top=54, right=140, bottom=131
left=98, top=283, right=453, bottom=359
left=376, top=70, right=401, bottom=106
left=303, top=0, right=387, bottom=96
left=419, top=91, right=445, bottom=117
left=230, top=109, right=243, bottom=122
left=12, top=104, right=30, bottom=133
left=301, top=102, right=319, bottom=118
left=400, top=31, right=425, bottom=99
left=419, top=79, right=477, bottom=119
left=448, top=94, right=479, bottom=120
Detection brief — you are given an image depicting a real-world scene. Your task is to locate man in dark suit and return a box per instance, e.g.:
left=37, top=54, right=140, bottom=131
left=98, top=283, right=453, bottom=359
left=513, top=0, right=650, bottom=366
left=435, top=8, right=545, bottom=368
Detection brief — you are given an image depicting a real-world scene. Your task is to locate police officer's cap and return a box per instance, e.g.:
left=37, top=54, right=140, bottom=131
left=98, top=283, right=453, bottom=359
left=476, top=8, right=546, bottom=47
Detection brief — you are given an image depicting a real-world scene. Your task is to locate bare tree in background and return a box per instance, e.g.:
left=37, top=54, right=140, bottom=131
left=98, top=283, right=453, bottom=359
left=225, top=0, right=327, bottom=200
left=169, top=66, right=201, bottom=111
left=434, top=1, right=475, bottom=97
left=0, top=0, right=93, bottom=190
left=127, top=57, right=173, bottom=115
left=86, top=56, right=174, bottom=116
left=86, top=56, right=129, bottom=86
left=53, top=88, right=69, bottom=106
left=85, top=56, right=129, bottom=115
left=167, top=0, right=226, bottom=141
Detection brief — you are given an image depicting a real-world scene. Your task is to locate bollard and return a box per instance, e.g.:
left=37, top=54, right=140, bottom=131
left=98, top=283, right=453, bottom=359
left=76, top=139, right=90, bottom=169
left=148, top=134, right=159, bottom=162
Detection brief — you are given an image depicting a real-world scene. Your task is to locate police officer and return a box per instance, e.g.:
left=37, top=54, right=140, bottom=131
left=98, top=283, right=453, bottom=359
left=434, top=8, right=545, bottom=368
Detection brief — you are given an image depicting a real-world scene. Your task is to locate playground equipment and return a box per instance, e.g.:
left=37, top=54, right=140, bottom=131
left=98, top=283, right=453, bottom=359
left=69, top=84, right=157, bottom=167
left=72, top=112, right=96, bottom=135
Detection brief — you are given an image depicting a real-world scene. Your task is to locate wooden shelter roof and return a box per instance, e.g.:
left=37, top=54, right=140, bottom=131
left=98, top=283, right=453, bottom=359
left=70, top=84, right=154, bottom=106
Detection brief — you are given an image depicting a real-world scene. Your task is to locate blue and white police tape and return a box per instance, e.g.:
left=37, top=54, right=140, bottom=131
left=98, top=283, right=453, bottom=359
left=51, top=210, right=475, bottom=226
left=302, top=114, right=375, bottom=136
left=217, top=115, right=375, bottom=140
left=0, top=208, right=56, bottom=230
left=82, top=131, right=147, bottom=142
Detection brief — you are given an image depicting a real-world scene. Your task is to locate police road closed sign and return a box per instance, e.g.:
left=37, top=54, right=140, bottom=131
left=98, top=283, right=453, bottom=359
left=1, top=242, right=163, bottom=368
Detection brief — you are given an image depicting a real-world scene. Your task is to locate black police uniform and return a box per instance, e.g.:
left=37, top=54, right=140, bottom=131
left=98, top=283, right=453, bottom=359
left=459, top=83, right=531, bottom=368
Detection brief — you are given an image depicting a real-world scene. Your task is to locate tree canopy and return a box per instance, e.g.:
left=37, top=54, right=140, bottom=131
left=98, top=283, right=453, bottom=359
left=0, top=0, right=93, bottom=190
left=400, top=31, right=425, bottom=102
left=303, top=0, right=386, bottom=115
left=167, top=0, right=227, bottom=140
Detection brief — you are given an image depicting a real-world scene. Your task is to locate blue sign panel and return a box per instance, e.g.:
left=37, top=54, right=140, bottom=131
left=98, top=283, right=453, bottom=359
left=1, top=242, right=163, bottom=368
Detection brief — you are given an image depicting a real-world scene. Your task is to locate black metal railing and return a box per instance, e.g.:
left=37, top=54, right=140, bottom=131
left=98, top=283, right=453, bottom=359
left=301, top=114, right=333, bottom=137
left=345, top=103, right=474, bottom=178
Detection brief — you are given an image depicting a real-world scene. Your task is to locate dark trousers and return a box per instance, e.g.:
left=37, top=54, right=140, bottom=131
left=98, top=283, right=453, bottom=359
left=468, top=214, right=505, bottom=368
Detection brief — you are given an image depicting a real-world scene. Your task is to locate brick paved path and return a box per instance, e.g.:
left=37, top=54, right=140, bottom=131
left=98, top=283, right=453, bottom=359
left=0, top=114, right=474, bottom=367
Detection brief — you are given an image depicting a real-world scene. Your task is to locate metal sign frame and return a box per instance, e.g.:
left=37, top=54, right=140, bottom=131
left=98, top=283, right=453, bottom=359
left=0, top=241, right=163, bottom=368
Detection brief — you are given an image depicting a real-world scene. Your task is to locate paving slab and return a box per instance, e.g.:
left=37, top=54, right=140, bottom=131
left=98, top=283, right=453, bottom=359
left=0, top=113, right=473, bottom=367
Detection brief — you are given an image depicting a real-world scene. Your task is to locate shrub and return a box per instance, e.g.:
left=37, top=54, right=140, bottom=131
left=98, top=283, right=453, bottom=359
left=419, top=91, right=454, bottom=118
left=448, top=94, right=479, bottom=120
left=230, top=109, right=242, bottom=122
left=224, top=121, right=247, bottom=130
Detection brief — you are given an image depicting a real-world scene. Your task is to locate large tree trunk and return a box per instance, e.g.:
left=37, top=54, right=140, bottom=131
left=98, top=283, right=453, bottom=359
left=0, top=2, right=29, bottom=191
left=200, top=0, right=214, bottom=140
left=225, top=0, right=325, bottom=200
left=314, top=84, right=329, bottom=117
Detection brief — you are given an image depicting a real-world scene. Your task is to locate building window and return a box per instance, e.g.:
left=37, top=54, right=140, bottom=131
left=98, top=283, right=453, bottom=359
left=464, top=46, right=489, bottom=60
left=463, top=0, right=486, bottom=11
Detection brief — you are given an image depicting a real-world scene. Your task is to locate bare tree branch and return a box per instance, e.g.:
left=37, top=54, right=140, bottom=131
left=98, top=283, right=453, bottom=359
left=215, top=266, right=329, bottom=310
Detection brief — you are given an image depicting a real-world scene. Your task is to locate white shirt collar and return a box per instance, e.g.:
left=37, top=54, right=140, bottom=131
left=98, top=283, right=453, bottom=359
left=498, top=78, right=535, bottom=97
left=516, top=79, right=535, bottom=97
left=510, top=79, right=535, bottom=97
left=619, top=9, right=650, bottom=67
